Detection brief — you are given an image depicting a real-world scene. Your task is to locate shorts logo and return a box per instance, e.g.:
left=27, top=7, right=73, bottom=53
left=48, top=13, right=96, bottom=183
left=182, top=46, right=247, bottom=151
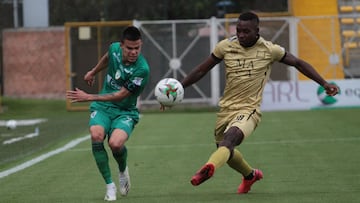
left=123, top=117, right=132, bottom=127
left=236, top=115, right=245, bottom=121
left=91, top=111, right=97, bottom=118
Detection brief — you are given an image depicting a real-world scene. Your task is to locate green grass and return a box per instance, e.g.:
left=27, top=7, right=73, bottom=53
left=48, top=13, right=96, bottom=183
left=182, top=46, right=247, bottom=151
left=0, top=98, right=360, bottom=203
left=0, top=98, right=89, bottom=169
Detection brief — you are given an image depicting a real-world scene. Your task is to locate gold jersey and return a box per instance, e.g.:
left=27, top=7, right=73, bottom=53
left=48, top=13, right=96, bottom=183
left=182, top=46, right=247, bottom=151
left=213, top=36, right=285, bottom=112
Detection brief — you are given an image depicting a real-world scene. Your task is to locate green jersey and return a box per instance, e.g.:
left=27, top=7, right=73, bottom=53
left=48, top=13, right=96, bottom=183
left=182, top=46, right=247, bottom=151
left=90, top=42, right=150, bottom=111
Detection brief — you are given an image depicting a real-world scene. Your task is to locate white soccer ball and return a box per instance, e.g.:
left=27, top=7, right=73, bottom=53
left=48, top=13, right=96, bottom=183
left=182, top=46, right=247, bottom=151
left=6, top=120, right=17, bottom=130
left=154, top=78, right=184, bottom=107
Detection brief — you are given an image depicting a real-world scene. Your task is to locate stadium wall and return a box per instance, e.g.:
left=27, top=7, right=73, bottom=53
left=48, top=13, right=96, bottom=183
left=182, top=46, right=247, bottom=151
left=292, top=0, right=345, bottom=80
left=261, top=79, right=360, bottom=111
left=2, top=27, right=65, bottom=99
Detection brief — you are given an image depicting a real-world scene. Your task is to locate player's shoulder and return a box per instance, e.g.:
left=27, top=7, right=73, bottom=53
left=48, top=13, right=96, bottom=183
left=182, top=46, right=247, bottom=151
left=216, top=36, right=239, bottom=49
left=219, top=35, right=238, bottom=44
left=258, top=37, right=283, bottom=50
left=257, top=37, right=286, bottom=60
left=110, top=41, right=121, bottom=48
left=108, top=42, right=121, bottom=53
left=135, top=55, right=150, bottom=73
left=138, top=55, right=149, bottom=67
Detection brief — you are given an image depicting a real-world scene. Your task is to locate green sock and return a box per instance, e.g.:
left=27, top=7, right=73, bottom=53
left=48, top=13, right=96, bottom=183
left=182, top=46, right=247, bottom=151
left=92, top=142, right=112, bottom=184
left=112, top=146, right=127, bottom=172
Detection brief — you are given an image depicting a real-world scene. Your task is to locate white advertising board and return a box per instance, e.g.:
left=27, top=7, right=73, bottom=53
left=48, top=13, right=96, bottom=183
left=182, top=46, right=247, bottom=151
left=261, top=79, right=360, bottom=111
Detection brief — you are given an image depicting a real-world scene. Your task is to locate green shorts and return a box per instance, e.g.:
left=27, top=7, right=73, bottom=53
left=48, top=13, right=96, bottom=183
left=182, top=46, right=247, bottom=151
left=89, top=104, right=139, bottom=138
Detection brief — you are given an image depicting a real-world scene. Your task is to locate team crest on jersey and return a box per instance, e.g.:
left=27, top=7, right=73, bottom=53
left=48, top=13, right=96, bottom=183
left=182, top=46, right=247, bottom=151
left=256, top=51, right=266, bottom=58
left=132, top=77, right=143, bottom=86
left=115, top=70, right=121, bottom=80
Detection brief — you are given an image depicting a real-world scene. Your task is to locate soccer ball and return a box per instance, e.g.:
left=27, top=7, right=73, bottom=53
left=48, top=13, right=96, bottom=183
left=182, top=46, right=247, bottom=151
left=154, top=78, right=184, bottom=107
left=6, top=120, right=17, bottom=130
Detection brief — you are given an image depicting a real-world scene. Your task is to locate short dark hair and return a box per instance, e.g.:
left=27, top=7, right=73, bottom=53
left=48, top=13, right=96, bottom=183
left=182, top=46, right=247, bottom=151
left=122, top=26, right=141, bottom=41
left=238, top=12, right=259, bottom=25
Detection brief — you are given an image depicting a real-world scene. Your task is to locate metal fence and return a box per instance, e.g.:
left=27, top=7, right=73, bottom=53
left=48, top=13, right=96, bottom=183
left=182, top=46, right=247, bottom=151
left=65, top=16, right=347, bottom=110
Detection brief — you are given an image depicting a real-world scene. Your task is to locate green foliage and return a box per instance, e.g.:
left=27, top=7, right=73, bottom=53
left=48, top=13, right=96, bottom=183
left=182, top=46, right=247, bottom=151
left=48, top=0, right=289, bottom=25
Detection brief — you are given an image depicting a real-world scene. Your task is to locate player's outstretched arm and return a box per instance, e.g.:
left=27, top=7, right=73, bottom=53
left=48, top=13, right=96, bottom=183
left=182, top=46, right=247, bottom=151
left=66, top=87, right=131, bottom=103
left=84, top=53, right=109, bottom=87
left=281, top=52, right=339, bottom=96
left=181, top=55, right=219, bottom=88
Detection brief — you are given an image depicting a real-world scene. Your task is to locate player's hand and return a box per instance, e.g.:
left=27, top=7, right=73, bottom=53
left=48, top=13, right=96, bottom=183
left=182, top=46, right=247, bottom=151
left=324, top=83, right=340, bottom=96
left=66, top=88, right=91, bottom=103
left=84, top=71, right=96, bottom=86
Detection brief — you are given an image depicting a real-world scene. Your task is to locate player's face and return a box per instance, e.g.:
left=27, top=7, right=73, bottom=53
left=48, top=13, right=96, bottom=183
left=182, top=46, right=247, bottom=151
left=236, top=20, right=259, bottom=47
left=121, top=39, right=142, bottom=64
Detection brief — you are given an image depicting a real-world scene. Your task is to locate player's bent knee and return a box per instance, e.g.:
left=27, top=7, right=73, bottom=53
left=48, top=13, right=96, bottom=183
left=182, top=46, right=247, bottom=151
left=219, top=140, right=235, bottom=150
left=108, top=141, right=123, bottom=152
left=90, top=126, right=105, bottom=142
left=219, top=126, right=244, bottom=149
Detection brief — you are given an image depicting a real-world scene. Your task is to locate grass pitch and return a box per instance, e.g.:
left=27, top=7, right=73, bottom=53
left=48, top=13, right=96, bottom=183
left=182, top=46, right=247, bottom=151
left=0, top=98, right=359, bottom=203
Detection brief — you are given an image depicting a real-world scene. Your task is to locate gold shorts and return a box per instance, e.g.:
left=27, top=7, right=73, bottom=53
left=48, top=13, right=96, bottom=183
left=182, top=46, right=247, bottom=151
left=214, top=109, right=261, bottom=144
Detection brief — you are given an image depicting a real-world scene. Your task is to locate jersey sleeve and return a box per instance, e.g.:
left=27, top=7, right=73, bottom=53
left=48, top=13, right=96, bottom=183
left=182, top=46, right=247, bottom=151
left=108, top=42, right=120, bottom=54
left=123, top=65, right=150, bottom=95
left=212, top=39, right=227, bottom=59
left=271, top=43, right=286, bottom=62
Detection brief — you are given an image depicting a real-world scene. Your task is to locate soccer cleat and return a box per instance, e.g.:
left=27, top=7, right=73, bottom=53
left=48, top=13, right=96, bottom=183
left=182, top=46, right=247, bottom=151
left=190, top=163, right=215, bottom=186
left=237, top=169, right=263, bottom=194
left=104, top=183, right=117, bottom=201
left=119, top=166, right=131, bottom=196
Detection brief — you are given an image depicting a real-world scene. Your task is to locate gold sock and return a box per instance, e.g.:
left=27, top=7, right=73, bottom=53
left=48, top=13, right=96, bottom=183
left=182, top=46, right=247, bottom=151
left=227, top=149, right=253, bottom=176
left=207, top=146, right=230, bottom=170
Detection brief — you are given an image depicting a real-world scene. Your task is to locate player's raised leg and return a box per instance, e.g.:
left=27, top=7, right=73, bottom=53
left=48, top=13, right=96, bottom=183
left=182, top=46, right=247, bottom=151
left=191, top=146, right=230, bottom=185
left=118, top=166, right=131, bottom=196
left=191, top=163, right=215, bottom=186
left=113, top=146, right=131, bottom=196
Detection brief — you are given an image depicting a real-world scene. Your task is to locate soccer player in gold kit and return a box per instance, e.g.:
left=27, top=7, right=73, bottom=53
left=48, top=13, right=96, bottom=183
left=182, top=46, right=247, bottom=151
left=180, top=12, right=339, bottom=194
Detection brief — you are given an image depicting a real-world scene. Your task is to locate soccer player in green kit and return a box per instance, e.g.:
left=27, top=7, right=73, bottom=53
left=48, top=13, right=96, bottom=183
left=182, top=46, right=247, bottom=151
left=67, top=26, right=149, bottom=201
left=180, top=12, right=339, bottom=194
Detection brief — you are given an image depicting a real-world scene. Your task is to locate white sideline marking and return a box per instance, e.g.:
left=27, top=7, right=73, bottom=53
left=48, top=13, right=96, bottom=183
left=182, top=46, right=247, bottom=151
left=69, top=136, right=360, bottom=152
left=0, top=135, right=89, bottom=179
left=3, top=127, right=39, bottom=145
left=0, top=118, right=47, bottom=126
left=2, top=135, right=358, bottom=178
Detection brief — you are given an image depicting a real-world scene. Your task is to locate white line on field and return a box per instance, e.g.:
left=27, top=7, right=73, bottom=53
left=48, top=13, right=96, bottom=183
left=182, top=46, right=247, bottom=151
left=0, top=135, right=89, bottom=179
left=68, top=136, right=360, bottom=152
left=3, top=127, right=40, bottom=145
left=0, top=118, right=47, bottom=127
left=1, top=135, right=358, bottom=178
